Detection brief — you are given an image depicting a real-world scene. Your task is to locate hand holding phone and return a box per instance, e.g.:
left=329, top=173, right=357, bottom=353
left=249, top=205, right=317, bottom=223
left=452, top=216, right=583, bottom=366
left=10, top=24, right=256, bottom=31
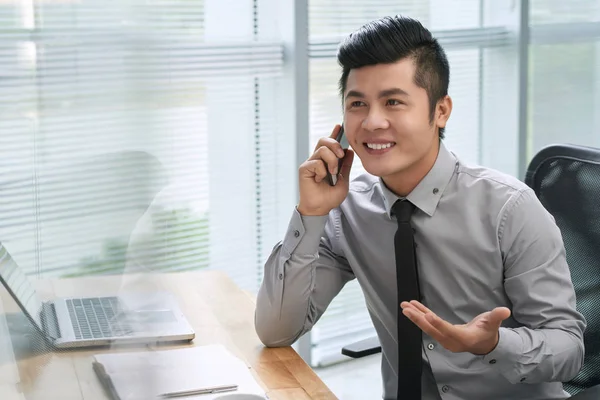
left=297, top=124, right=354, bottom=216
left=327, top=125, right=349, bottom=186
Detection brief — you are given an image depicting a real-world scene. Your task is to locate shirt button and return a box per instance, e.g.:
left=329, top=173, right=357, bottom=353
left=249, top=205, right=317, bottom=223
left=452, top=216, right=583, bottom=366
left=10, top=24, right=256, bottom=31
left=489, top=359, right=497, bottom=364
left=278, top=273, right=283, bottom=280
left=294, top=230, right=300, bottom=237
left=427, top=343, right=435, bottom=350
left=520, top=377, right=527, bottom=382
left=433, top=188, right=439, bottom=195
left=441, top=385, right=450, bottom=393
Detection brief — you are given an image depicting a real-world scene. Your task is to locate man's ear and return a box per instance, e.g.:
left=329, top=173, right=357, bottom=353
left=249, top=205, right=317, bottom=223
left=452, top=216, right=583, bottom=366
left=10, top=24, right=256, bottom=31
left=435, top=95, right=453, bottom=129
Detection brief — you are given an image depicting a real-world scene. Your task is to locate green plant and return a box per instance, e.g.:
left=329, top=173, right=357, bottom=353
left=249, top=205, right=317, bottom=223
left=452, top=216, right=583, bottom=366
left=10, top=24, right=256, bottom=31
left=65, top=207, right=209, bottom=278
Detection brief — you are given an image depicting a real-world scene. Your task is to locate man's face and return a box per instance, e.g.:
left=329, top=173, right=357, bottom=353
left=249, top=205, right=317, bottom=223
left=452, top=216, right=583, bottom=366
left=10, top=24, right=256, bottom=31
left=343, top=59, right=446, bottom=180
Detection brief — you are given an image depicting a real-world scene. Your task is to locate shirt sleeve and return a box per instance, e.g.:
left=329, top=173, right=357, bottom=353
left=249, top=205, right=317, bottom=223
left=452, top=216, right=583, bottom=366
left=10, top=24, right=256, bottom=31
left=254, top=207, right=355, bottom=347
left=482, top=188, right=587, bottom=384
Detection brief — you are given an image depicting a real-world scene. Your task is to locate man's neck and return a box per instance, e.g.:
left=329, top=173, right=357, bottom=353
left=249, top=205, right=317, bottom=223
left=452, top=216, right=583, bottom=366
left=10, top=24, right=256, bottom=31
left=382, top=140, right=440, bottom=197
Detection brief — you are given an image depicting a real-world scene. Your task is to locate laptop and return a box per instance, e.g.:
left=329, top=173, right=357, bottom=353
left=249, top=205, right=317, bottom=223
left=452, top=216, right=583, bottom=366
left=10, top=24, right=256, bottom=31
left=0, top=243, right=195, bottom=349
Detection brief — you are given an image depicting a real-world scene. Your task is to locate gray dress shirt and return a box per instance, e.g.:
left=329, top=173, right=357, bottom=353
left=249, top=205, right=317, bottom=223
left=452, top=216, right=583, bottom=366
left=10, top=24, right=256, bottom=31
left=255, top=142, right=586, bottom=400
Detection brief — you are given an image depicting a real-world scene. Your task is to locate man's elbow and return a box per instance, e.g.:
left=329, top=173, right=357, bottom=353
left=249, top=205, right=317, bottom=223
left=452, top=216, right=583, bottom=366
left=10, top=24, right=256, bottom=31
left=254, top=310, right=304, bottom=348
left=255, top=328, right=297, bottom=348
left=558, top=332, right=586, bottom=382
left=571, top=337, right=586, bottom=380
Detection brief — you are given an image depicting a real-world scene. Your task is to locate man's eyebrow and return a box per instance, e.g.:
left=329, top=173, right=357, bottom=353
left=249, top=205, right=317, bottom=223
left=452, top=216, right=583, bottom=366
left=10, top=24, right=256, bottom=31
left=345, top=90, right=364, bottom=100
left=379, top=88, right=410, bottom=98
left=345, top=88, right=410, bottom=100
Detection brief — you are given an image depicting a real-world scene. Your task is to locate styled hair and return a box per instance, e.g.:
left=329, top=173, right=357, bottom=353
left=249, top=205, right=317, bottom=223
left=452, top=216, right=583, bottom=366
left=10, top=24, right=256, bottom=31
left=337, top=15, right=450, bottom=138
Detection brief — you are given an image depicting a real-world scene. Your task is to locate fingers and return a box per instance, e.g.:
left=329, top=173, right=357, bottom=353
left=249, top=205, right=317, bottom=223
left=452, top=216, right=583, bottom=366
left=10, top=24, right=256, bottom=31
left=401, top=307, right=446, bottom=342
left=408, top=300, right=433, bottom=314
left=310, top=146, right=342, bottom=176
left=489, top=307, right=511, bottom=324
left=402, top=301, right=511, bottom=355
left=401, top=301, right=462, bottom=343
left=407, top=301, right=457, bottom=333
left=314, top=138, right=345, bottom=158
left=424, top=312, right=461, bottom=339
left=300, top=159, right=329, bottom=183
left=314, top=126, right=346, bottom=159
left=308, top=125, right=347, bottom=181
left=338, top=149, right=354, bottom=183
left=328, top=124, right=342, bottom=139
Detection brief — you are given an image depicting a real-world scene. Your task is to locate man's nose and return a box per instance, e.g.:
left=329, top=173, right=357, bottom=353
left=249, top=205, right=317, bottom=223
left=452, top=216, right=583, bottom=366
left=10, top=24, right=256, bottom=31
left=362, top=109, right=390, bottom=131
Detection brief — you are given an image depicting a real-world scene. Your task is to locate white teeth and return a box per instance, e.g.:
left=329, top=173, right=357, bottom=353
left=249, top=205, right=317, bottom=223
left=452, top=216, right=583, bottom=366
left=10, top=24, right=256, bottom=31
left=366, top=143, right=393, bottom=150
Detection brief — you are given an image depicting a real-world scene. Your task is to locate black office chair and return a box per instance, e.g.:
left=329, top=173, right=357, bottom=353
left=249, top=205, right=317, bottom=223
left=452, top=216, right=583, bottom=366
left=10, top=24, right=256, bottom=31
left=341, top=143, right=600, bottom=398
left=525, top=143, right=600, bottom=397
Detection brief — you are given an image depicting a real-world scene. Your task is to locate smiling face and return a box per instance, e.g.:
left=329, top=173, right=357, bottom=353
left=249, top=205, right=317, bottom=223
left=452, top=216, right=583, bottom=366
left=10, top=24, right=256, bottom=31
left=343, top=58, right=451, bottom=194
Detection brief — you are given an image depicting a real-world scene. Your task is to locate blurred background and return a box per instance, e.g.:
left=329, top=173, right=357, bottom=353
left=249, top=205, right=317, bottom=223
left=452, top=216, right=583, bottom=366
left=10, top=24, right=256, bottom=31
left=1, top=0, right=599, bottom=398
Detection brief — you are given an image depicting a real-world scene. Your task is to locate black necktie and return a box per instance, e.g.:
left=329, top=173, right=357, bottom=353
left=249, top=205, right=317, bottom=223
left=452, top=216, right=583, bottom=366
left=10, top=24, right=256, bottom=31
left=392, top=200, right=422, bottom=399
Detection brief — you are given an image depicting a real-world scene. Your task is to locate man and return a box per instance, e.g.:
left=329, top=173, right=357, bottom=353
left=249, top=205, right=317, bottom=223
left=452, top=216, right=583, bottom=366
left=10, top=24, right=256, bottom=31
left=254, top=15, right=586, bottom=400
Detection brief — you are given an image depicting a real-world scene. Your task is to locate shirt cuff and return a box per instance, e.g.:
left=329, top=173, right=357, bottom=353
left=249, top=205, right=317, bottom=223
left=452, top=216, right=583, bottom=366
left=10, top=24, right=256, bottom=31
left=282, top=207, right=328, bottom=256
left=482, top=328, right=524, bottom=382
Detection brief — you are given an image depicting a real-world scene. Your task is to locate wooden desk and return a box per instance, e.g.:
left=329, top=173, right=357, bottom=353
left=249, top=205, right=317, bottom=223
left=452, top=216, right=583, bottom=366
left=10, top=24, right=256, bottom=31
left=0, top=270, right=337, bottom=400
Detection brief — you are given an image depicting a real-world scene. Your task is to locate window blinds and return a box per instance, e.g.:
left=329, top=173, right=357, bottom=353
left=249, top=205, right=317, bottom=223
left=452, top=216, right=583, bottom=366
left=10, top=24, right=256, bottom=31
left=530, top=0, right=600, bottom=24
left=0, top=0, right=286, bottom=294
left=528, top=0, right=600, bottom=157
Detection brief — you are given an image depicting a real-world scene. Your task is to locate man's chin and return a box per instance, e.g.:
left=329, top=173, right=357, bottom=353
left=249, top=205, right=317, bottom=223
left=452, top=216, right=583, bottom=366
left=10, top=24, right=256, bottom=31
left=358, top=151, right=406, bottom=176
left=362, top=163, right=398, bottom=178
left=362, top=157, right=417, bottom=178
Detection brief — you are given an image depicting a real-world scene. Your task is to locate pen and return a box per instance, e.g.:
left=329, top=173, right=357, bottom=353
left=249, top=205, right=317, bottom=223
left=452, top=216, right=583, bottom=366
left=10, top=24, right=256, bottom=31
left=160, top=384, right=238, bottom=398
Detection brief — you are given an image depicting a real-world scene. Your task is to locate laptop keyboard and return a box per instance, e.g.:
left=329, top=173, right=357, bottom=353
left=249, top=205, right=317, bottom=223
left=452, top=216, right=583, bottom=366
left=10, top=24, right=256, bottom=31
left=66, top=297, right=133, bottom=339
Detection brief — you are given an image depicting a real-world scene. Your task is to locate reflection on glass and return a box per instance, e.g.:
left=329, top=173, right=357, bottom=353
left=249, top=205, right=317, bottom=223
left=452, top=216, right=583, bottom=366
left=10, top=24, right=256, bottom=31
left=531, top=0, right=600, bottom=24
left=528, top=42, right=600, bottom=159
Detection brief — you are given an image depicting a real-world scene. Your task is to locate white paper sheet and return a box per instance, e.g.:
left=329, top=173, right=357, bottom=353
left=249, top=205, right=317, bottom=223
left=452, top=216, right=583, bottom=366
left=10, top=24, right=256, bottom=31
left=94, top=344, right=267, bottom=400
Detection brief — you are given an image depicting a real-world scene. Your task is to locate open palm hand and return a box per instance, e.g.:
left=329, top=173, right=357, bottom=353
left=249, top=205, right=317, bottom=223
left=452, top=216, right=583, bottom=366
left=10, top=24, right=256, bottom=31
left=401, top=300, right=511, bottom=355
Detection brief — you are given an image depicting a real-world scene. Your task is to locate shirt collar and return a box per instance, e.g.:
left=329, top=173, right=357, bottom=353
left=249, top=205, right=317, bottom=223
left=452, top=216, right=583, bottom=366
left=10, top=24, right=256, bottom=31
left=381, top=141, right=458, bottom=218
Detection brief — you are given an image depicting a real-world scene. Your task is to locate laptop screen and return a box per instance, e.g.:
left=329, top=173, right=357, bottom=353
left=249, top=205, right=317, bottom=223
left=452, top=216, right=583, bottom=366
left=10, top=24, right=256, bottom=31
left=0, top=243, right=43, bottom=329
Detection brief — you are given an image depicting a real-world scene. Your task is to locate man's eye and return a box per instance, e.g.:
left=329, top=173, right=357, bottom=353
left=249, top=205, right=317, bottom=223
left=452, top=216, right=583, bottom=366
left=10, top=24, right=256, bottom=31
left=387, top=99, right=403, bottom=106
left=350, top=101, right=365, bottom=107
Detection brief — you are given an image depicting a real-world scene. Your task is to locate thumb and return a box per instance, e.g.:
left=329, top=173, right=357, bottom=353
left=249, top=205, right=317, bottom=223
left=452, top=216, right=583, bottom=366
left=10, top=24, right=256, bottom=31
left=338, top=149, right=354, bottom=183
left=489, top=307, right=511, bottom=326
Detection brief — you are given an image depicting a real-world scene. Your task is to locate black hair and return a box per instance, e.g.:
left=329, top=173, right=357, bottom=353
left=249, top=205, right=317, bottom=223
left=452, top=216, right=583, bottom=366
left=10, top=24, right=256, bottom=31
left=337, top=15, right=450, bottom=138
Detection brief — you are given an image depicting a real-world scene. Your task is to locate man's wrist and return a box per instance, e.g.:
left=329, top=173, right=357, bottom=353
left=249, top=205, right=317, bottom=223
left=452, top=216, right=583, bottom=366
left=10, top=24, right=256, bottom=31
left=472, top=331, right=500, bottom=356
left=285, top=207, right=329, bottom=255
left=484, top=331, right=500, bottom=355
left=481, top=328, right=523, bottom=368
left=297, top=204, right=330, bottom=217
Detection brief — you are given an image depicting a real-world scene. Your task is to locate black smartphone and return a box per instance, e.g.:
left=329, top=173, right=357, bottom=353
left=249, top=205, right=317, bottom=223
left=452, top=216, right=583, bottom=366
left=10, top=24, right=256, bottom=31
left=327, top=125, right=349, bottom=186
